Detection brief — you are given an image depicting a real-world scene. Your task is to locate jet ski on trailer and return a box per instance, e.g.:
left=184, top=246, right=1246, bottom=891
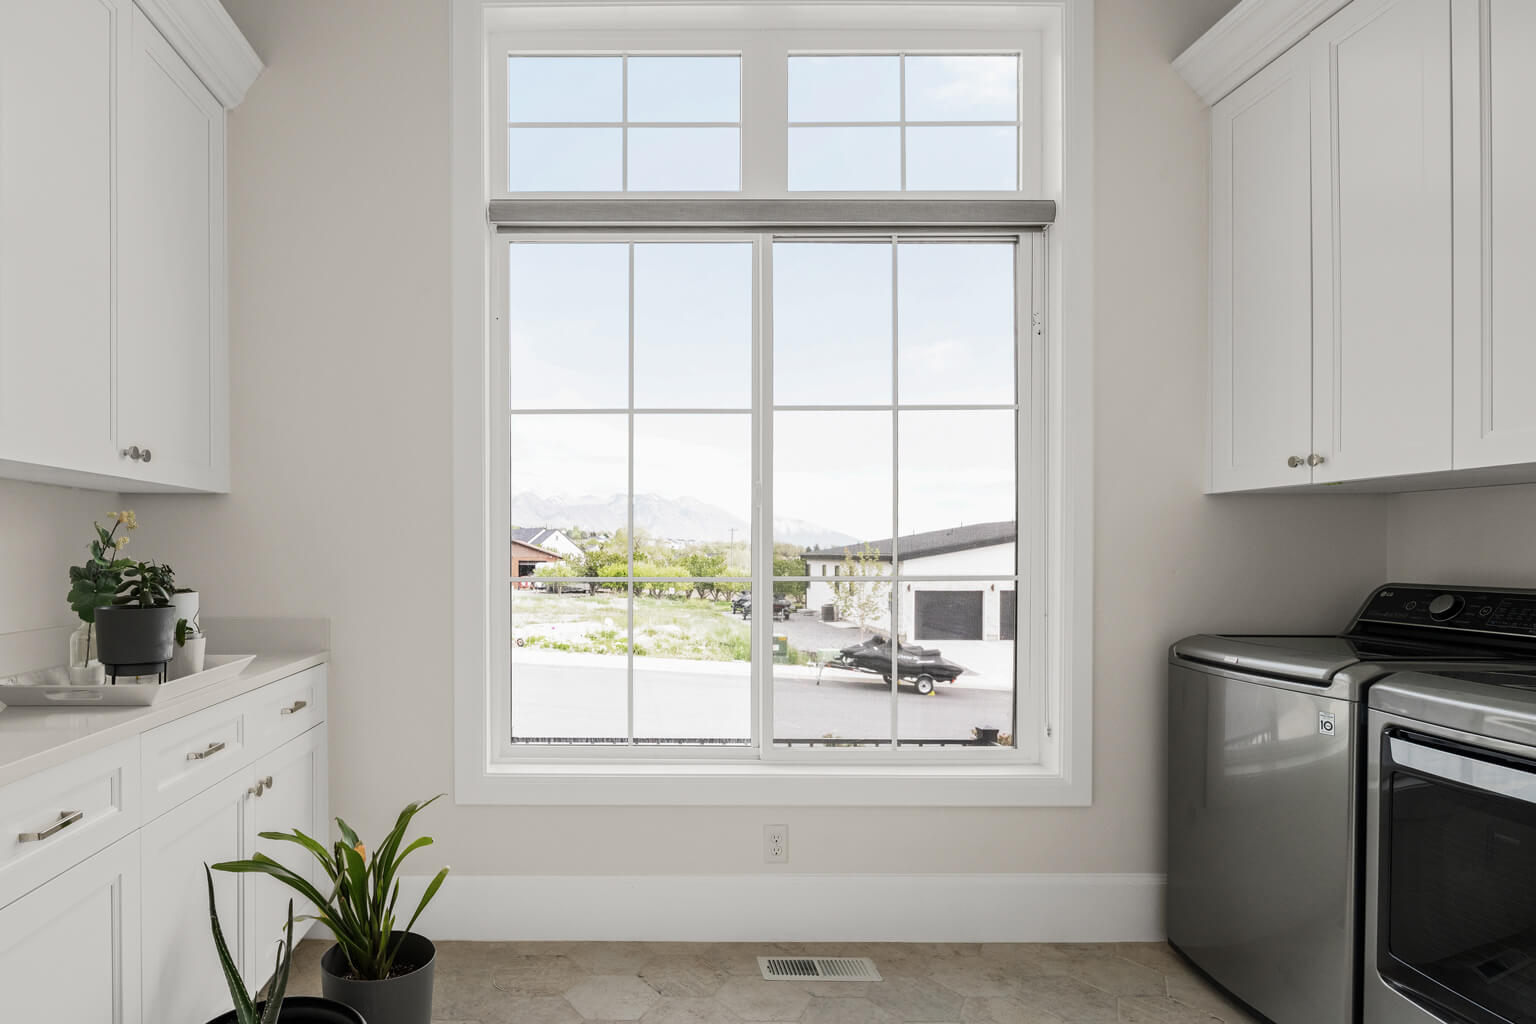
left=835, top=635, right=967, bottom=695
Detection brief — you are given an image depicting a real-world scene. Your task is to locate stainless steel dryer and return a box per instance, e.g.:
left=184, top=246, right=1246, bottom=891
left=1168, top=584, right=1536, bottom=1024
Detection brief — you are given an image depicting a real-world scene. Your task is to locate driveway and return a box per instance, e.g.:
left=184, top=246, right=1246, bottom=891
left=509, top=651, right=1013, bottom=744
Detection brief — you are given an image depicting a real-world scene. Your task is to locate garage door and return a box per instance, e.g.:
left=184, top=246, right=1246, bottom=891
left=914, top=590, right=983, bottom=641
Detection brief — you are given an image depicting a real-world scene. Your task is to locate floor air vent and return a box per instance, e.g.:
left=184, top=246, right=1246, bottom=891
left=758, top=957, right=882, bottom=981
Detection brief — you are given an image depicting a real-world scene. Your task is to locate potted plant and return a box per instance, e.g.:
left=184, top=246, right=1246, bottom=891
left=65, top=511, right=136, bottom=685
left=95, top=558, right=177, bottom=680
left=203, top=866, right=364, bottom=1024
left=214, top=796, right=449, bottom=1024
left=172, top=616, right=209, bottom=679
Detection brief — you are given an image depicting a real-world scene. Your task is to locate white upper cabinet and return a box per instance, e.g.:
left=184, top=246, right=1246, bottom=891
left=0, top=0, right=254, bottom=494
left=1308, top=0, right=1453, bottom=484
left=1209, top=45, right=1314, bottom=492
left=118, top=4, right=228, bottom=490
left=1451, top=0, right=1536, bottom=468
left=0, top=0, right=123, bottom=479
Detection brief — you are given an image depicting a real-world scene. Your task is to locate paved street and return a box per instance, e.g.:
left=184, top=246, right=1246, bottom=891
left=510, top=652, right=1013, bottom=744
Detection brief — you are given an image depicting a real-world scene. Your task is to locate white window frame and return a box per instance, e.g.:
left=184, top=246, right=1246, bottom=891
left=451, top=1, right=1094, bottom=807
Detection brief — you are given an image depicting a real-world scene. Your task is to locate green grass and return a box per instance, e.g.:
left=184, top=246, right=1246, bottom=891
left=514, top=591, right=753, bottom=663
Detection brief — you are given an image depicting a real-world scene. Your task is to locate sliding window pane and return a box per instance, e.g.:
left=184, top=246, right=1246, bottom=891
left=898, top=242, right=1016, bottom=405
left=511, top=585, right=629, bottom=743
left=632, top=583, right=751, bottom=745
left=628, top=127, right=740, bottom=191
left=895, top=581, right=1016, bottom=745
left=627, top=57, right=740, bottom=122
left=899, top=410, right=1016, bottom=541
left=634, top=243, right=752, bottom=408
left=510, top=414, right=628, bottom=544
left=772, top=242, right=892, bottom=405
left=788, top=56, right=901, bottom=122
left=632, top=414, right=751, bottom=560
left=508, top=242, right=628, bottom=409
left=788, top=127, right=901, bottom=191
left=508, top=126, right=622, bottom=192
left=772, top=580, right=893, bottom=747
left=906, top=126, right=1017, bottom=191
left=904, top=56, right=1018, bottom=122
left=507, top=56, right=623, bottom=122
left=773, top=411, right=892, bottom=552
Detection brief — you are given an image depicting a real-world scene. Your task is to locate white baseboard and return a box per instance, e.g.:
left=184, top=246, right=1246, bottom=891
left=377, top=873, right=1165, bottom=943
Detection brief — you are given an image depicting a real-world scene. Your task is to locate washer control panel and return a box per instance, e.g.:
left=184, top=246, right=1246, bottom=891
left=1358, top=586, right=1536, bottom=637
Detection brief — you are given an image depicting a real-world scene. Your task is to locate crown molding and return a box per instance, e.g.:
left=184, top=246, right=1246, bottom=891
left=1174, top=0, right=1348, bottom=106
left=135, top=0, right=264, bottom=110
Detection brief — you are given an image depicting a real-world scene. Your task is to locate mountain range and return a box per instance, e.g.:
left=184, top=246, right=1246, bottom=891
left=510, top=492, right=859, bottom=549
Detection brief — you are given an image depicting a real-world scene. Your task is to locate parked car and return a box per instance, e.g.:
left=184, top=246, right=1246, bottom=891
left=836, top=635, right=966, bottom=695
left=734, top=593, right=793, bottom=621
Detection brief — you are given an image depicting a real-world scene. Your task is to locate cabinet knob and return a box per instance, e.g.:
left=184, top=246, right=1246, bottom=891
left=1307, top=453, right=1326, bottom=467
left=139, top=447, right=152, bottom=463
left=1287, top=455, right=1306, bottom=468
left=119, top=445, right=152, bottom=463
left=261, top=775, right=274, bottom=790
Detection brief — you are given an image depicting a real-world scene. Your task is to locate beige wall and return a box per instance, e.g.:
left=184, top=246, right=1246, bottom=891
left=129, top=0, right=1390, bottom=878
left=0, top=481, right=125, bottom=644
left=1387, top=484, right=1536, bottom=585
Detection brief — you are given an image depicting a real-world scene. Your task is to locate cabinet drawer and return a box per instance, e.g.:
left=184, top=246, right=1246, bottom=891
left=141, top=699, right=249, bottom=820
left=0, top=737, right=139, bottom=909
left=245, top=665, right=325, bottom=753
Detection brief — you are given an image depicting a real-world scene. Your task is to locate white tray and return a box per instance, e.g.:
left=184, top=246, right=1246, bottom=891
left=0, top=654, right=257, bottom=707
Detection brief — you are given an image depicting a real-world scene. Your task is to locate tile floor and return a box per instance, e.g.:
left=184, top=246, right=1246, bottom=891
left=286, top=940, right=1263, bottom=1024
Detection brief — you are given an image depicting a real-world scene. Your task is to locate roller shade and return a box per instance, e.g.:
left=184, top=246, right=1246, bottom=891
left=488, top=198, right=1055, bottom=229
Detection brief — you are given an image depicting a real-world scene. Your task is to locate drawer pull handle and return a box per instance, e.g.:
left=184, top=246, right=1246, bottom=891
left=19, top=809, right=83, bottom=843
left=187, top=740, right=226, bottom=761
left=280, top=700, right=308, bottom=716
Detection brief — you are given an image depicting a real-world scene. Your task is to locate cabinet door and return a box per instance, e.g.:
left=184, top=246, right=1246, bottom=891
left=0, top=0, right=123, bottom=476
left=118, top=3, right=228, bottom=490
left=140, top=771, right=249, bottom=1024
left=1451, top=0, right=1536, bottom=467
left=1310, top=0, right=1453, bottom=482
left=0, top=833, right=141, bottom=1024
left=248, top=727, right=324, bottom=971
left=1208, top=45, right=1315, bottom=492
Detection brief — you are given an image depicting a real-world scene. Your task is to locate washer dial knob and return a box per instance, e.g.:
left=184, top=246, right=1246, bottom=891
left=1428, top=593, right=1464, bottom=621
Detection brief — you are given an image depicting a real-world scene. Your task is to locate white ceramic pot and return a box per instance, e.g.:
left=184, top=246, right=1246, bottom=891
left=68, top=661, right=106, bottom=686
left=169, top=634, right=207, bottom=680
left=170, top=590, right=200, bottom=632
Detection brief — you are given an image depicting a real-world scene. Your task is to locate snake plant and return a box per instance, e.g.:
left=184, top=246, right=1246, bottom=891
left=207, top=865, right=292, bottom=1024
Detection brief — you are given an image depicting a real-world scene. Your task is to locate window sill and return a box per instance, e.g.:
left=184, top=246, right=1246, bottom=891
left=455, top=758, right=1089, bottom=806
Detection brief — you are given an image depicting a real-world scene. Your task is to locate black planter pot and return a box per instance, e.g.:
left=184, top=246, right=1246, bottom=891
left=207, top=995, right=366, bottom=1024
left=94, top=605, right=177, bottom=677
left=320, top=933, right=435, bottom=1024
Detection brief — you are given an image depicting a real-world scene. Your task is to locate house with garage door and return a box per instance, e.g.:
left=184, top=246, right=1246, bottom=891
left=802, top=520, right=1017, bottom=643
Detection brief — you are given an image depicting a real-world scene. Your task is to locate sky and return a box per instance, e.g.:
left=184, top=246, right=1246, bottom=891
left=509, top=240, right=1017, bottom=544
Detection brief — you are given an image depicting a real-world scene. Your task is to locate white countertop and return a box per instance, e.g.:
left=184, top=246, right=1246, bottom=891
left=0, top=650, right=327, bottom=788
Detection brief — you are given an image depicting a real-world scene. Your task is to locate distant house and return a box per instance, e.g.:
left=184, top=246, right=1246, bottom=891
left=510, top=527, right=584, bottom=579
left=510, top=527, right=584, bottom=561
left=802, top=521, right=1017, bottom=642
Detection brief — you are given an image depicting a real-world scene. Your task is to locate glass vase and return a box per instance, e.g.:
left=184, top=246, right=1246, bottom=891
left=68, top=622, right=105, bottom=685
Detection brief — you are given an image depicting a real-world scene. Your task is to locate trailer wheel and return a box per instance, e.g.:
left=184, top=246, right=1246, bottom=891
left=915, top=675, right=936, bottom=696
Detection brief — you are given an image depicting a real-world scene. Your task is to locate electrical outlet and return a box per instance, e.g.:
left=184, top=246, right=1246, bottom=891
left=764, top=824, right=788, bottom=863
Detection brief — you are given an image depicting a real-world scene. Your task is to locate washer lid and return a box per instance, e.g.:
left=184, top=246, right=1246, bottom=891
left=1172, top=635, right=1361, bottom=685
left=1370, top=670, right=1536, bottom=746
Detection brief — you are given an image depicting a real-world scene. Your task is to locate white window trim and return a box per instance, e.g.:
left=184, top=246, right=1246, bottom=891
left=450, top=1, right=1094, bottom=807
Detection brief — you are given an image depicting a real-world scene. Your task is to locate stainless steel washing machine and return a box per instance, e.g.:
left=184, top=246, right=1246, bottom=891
left=1168, top=585, right=1536, bottom=1024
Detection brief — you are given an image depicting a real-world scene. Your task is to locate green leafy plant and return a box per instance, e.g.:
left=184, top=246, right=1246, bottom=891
left=207, top=865, right=291, bottom=1024
left=176, top=617, right=203, bottom=647
left=116, top=559, right=175, bottom=608
left=67, top=511, right=136, bottom=631
left=214, top=796, right=449, bottom=981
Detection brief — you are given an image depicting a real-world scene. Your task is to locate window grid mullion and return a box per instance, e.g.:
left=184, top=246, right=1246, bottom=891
left=626, top=240, right=636, bottom=745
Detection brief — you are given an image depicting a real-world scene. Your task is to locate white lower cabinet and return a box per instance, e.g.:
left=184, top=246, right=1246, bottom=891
left=140, top=770, right=251, bottom=1024
left=0, top=833, right=142, bottom=1024
left=0, top=664, right=327, bottom=1024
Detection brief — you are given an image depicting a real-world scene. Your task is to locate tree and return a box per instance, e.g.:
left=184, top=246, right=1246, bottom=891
left=772, top=546, right=808, bottom=600
left=834, top=544, right=889, bottom=639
